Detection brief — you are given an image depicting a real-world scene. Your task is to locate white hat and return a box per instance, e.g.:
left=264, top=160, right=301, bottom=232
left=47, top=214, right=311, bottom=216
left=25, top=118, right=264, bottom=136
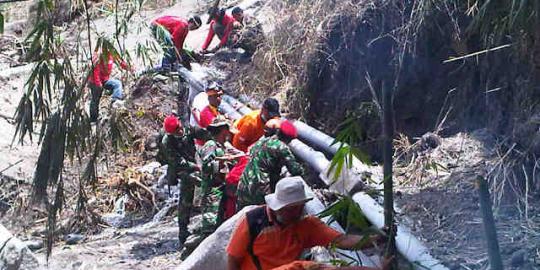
left=265, top=176, right=313, bottom=211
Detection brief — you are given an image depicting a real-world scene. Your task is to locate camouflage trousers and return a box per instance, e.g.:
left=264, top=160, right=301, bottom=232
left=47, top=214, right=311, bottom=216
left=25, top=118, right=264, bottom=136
left=177, top=172, right=200, bottom=245
left=198, top=185, right=225, bottom=237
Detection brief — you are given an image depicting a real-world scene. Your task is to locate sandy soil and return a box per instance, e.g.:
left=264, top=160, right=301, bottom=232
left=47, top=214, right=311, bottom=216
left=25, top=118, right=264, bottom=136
left=394, top=130, right=540, bottom=269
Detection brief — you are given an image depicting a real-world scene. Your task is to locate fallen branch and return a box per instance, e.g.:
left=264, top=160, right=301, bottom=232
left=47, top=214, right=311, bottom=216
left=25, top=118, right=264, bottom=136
left=0, top=159, right=23, bottom=174
left=443, top=44, right=512, bottom=63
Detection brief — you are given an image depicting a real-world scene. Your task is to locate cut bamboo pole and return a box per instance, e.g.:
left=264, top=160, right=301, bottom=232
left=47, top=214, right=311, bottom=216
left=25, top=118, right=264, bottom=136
left=476, top=176, right=504, bottom=270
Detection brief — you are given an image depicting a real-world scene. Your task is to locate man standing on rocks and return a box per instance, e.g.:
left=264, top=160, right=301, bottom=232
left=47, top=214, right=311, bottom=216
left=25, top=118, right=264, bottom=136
left=236, top=119, right=303, bottom=209
left=151, top=15, right=202, bottom=70
left=232, top=98, right=281, bottom=152
left=161, top=114, right=206, bottom=245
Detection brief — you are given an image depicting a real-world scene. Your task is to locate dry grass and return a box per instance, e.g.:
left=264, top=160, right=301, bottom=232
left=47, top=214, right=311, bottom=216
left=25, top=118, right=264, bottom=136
left=232, top=0, right=373, bottom=118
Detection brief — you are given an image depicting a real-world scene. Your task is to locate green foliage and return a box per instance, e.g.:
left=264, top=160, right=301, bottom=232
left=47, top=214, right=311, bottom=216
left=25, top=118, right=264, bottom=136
left=0, top=11, right=4, bottom=34
left=327, top=116, right=371, bottom=181
left=318, top=195, right=370, bottom=232
left=319, top=195, right=378, bottom=266
left=13, top=0, right=150, bottom=260
left=467, top=0, right=539, bottom=46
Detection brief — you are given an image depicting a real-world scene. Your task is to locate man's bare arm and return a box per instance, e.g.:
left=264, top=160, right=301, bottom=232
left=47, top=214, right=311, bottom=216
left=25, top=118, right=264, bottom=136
left=333, top=234, right=382, bottom=250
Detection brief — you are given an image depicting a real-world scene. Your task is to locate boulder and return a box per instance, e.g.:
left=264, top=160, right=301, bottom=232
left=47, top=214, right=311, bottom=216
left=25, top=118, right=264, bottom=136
left=178, top=206, right=257, bottom=270
left=0, top=224, right=40, bottom=270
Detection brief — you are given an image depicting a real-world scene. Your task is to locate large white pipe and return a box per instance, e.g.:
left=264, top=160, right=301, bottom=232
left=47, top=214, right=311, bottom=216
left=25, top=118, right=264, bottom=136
left=292, top=120, right=340, bottom=155
left=352, top=193, right=449, bottom=270
left=303, top=183, right=377, bottom=267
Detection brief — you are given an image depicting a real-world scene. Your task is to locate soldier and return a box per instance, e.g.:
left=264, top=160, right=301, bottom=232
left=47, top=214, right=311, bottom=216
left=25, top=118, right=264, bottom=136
left=161, top=114, right=207, bottom=245
left=237, top=119, right=304, bottom=209
left=230, top=6, right=265, bottom=57
left=197, top=116, right=242, bottom=236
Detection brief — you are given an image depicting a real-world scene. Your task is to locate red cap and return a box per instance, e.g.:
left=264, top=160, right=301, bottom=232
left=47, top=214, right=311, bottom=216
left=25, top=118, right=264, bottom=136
left=280, top=120, right=297, bottom=139
left=163, top=115, right=181, bottom=134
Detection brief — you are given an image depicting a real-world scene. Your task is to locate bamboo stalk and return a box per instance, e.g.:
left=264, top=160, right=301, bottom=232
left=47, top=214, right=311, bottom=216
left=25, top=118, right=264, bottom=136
left=476, top=176, right=504, bottom=270
left=382, top=81, right=397, bottom=268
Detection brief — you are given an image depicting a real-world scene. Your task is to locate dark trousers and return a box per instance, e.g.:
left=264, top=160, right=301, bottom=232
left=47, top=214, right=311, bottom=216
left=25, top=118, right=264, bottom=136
left=177, top=172, right=199, bottom=244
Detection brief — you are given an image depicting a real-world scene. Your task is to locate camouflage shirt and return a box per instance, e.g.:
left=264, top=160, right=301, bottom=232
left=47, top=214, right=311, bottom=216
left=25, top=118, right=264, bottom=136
left=237, top=135, right=304, bottom=206
left=199, top=140, right=227, bottom=189
left=197, top=139, right=227, bottom=233
left=162, top=126, right=207, bottom=184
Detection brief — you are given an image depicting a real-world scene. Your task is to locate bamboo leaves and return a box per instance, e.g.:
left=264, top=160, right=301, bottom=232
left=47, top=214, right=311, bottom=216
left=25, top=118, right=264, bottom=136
left=327, top=116, right=371, bottom=180
left=319, top=195, right=370, bottom=232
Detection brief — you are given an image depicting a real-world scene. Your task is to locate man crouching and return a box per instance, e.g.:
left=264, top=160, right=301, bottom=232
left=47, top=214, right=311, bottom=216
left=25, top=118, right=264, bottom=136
left=227, top=176, right=391, bottom=270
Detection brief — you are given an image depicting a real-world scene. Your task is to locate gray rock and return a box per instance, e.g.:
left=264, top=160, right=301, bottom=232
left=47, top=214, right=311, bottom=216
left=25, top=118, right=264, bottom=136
left=102, top=213, right=132, bottom=228
left=178, top=206, right=257, bottom=270
left=138, top=161, right=162, bottom=175
left=0, top=224, right=40, bottom=269
left=23, top=240, right=43, bottom=251
left=64, top=234, right=84, bottom=245
left=510, top=249, right=527, bottom=267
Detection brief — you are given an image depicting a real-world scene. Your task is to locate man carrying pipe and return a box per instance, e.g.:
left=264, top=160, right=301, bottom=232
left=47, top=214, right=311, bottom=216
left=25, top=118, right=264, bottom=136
left=150, top=15, right=202, bottom=71
left=161, top=115, right=207, bottom=245
left=232, top=98, right=281, bottom=152
left=236, top=119, right=304, bottom=209
left=227, top=176, right=391, bottom=270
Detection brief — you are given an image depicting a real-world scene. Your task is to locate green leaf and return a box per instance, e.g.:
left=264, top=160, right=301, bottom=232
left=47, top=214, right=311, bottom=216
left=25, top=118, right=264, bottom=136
left=0, top=11, right=4, bottom=34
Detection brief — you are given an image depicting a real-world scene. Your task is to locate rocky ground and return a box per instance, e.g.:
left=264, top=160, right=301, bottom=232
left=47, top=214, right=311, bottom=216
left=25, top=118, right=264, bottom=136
left=394, top=130, right=540, bottom=269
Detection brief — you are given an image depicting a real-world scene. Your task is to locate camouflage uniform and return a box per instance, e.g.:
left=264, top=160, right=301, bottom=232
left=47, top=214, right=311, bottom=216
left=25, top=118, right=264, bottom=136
left=161, top=126, right=207, bottom=244
left=231, top=15, right=265, bottom=56
left=236, top=135, right=304, bottom=208
left=197, top=139, right=227, bottom=236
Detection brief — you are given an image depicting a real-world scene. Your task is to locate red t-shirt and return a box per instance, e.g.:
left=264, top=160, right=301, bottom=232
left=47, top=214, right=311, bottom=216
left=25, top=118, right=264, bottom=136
left=201, top=14, right=236, bottom=50
left=198, top=105, right=219, bottom=128
left=227, top=207, right=342, bottom=270
left=153, top=16, right=189, bottom=52
left=195, top=105, right=219, bottom=146
left=88, top=53, right=127, bottom=87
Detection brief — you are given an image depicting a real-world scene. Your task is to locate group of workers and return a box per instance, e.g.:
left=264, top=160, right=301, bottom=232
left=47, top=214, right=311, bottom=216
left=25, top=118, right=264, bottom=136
left=151, top=5, right=263, bottom=71
left=87, top=5, right=263, bottom=122
left=161, top=83, right=391, bottom=270
left=86, top=5, right=391, bottom=270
